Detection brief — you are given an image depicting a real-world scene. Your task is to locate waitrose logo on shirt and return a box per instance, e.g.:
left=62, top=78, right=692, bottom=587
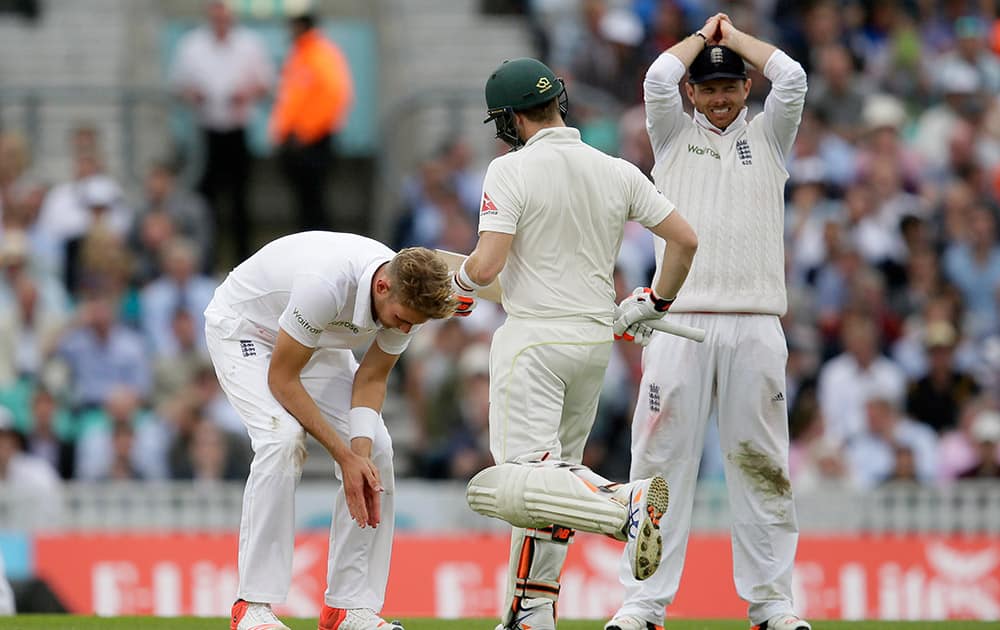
left=687, top=144, right=720, bottom=159
left=329, top=320, right=360, bottom=334
left=292, top=308, right=322, bottom=335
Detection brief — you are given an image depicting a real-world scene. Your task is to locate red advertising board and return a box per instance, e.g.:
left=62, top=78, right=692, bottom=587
left=34, top=532, right=1000, bottom=620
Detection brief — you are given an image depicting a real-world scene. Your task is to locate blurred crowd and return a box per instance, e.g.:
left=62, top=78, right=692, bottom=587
left=393, top=0, right=1000, bottom=488
left=2, top=0, right=1000, bottom=514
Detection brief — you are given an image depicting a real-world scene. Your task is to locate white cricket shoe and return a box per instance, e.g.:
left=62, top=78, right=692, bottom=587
left=604, top=614, right=662, bottom=629
left=230, top=600, right=290, bottom=630
left=319, top=605, right=404, bottom=630
left=495, top=601, right=556, bottom=630
left=754, top=614, right=811, bottom=630
left=619, top=475, right=669, bottom=581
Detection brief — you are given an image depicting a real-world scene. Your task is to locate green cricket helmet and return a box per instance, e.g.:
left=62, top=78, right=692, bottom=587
left=484, top=57, right=569, bottom=149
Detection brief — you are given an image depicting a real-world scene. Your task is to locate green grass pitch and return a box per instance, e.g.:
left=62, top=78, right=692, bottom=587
left=3, top=617, right=995, bottom=630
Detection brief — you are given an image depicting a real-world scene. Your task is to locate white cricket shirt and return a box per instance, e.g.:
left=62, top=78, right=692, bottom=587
left=478, top=127, right=674, bottom=325
left=211, top=232, right=413, bottom=355
left=644, top=50, right=807, bottom=315
left=169, top=26, right=275, bottom=131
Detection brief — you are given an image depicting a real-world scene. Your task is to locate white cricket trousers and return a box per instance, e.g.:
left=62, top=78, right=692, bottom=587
left=616, top=313, right=798, bottom=626
left=489, top=318, right=613, bottom=620
left=205, top=302, right=395, bottom=611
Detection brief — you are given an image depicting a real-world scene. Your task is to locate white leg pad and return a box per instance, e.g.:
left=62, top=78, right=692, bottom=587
left=467, top=462, right=628, bottom=539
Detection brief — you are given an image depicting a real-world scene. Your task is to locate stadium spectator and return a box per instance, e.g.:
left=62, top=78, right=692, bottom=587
left=56, top=289, right=151, bottom=409
left=905, top=320, right=980, bottom=433
left=939, top=402, right=1000, bottom=479
left=0, top=236, right=69, bottom=386
left=36, top=127, right=131, bottom=258
left=74, top=385, right=167, bottom=481
left=956, top=408, right=1000, bottom=478
left=845, top=391, right=939, bottom=488
left=421, top=343, right=492, bottom=480
left=21, top=387, right=74, bottom=479
left=818, top=313, right=907, bottom=444
left=943, top=204, right=1000, bottom=339
left=151, top=309, right=208, bottom=407
left=139, top=237, right=215, bottom=357
left=0, top=405, right=62, bottom=525
left=806, top=44, right=870, bottom=141
left=169, top=0, right=274, bottom=264
left=170, top=414, right=250, bottom=482
left=270, top=12, right=354, bottom=231
left=61, top=176, right=134, bottom=297
left=133, top=161, right=213, bottom=277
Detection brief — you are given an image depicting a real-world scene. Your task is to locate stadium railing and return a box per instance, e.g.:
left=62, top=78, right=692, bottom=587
left=2, top=479, right=998, bottom=533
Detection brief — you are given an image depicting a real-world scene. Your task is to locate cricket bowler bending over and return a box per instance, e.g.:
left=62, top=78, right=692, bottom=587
left=205, top=232, right=455, bottom=630
left=607, top=13, right=810, bottom=630
left=457, top=57, right=698, bottom=630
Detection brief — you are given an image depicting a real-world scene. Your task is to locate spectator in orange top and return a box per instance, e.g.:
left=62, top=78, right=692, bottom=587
left=270, top=12, right=354, bottom=231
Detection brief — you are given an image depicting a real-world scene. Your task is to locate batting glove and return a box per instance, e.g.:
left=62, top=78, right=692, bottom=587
left=612, top=287, right=674, bottom=336
left=451, top=272, right=477, bottom=318
left=613, top=321, right=655, bottom=347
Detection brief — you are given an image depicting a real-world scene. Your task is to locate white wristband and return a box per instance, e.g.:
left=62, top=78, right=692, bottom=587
left=348, top=407, right=380, bottom=441
left=457, top=260, right=488, bottom=292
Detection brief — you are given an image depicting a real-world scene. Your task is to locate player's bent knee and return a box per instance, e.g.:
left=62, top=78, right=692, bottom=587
left=253, top=428, right=308, bottom=474
left=467, top=462, right=627, bottom=537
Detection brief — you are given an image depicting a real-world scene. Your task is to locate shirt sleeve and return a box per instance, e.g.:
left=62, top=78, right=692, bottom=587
left=626, top=161, right=675, bottom=227
left=761, top=50, right=808, bottom=159
left=643, top=52, right=690, bottom=158
left=375, top=324, right=419, bottom=356
left=278, top=273, right=343, bottom=348
left=477, top=158, right=523, bottom=235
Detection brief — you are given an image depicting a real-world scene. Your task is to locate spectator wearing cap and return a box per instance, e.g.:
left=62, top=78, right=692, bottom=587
left=855, top=94, right=923, bottom=191
left=957, top=409, right=1000, bottom=478
left=818, top=313, right=907, bottom=444
left=905, top=320, right=980, bottom=433
left=845, top=389, right=939, bottom=488
left=570, top=5, right=646, bottom=106
left=169, top=1, right=273, bottom=265
left=62, top=175, right=135, bottom=296
left=37, top=126, right=132, bottom=252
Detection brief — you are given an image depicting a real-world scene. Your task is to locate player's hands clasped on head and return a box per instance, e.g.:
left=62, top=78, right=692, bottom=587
left=451, top=273, right=477, bottom=317
left=613, top=287, right=674, bottom=337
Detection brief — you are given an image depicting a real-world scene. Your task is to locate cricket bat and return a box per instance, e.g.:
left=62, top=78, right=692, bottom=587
left=434, top=249, right=503, bottom=303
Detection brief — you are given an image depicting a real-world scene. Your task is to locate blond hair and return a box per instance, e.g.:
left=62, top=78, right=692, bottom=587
left=387, top=247, right=456, bottom=319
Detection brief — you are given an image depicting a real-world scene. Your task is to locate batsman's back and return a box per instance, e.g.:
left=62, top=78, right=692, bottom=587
left=484, top=128, right=672, bottom=326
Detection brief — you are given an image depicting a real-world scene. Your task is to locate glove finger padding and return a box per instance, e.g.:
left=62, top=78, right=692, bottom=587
left=451, top=273, right=478, bottom=318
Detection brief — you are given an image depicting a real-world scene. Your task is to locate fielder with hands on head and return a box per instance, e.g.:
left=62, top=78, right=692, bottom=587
left=204, top=232, right=455, bottom=630
left=454, top=57, right=698, bottom=630
left=606, top=13, right=810, bottom=630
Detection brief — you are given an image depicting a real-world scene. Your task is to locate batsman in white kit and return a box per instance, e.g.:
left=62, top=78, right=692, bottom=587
left=456, top=57, right=698, bottom=630
left=607, top=14, right=811, bottom=630
left=204, top=232, right=456, bottom=630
